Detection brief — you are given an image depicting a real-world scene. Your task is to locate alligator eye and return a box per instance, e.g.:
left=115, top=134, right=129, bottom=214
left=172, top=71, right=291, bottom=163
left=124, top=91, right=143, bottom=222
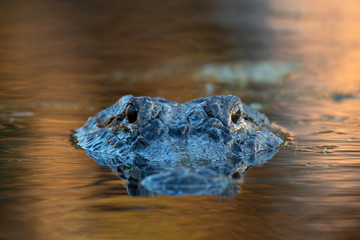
left=126, top=104, right=138, bottom=123
left=231, top=103, right=242, bottom=124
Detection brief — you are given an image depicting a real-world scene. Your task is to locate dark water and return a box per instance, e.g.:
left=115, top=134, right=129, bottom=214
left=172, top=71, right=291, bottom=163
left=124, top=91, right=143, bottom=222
left=1, top=0, right=360, bottom=239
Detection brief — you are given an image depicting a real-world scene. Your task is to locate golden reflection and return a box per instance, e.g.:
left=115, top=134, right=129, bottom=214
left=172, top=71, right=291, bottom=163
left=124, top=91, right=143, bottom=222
left=1, top=0, right=360, bottom=239
left=0, top=0, right=235, bottom=239
left=269, top=0, right=360, bottom=92
left=268, top=0, right=360, bottom=236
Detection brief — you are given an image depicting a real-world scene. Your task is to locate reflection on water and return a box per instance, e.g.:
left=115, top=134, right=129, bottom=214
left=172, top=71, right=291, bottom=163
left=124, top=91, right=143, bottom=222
left=1, top=0, right=360, bottom=239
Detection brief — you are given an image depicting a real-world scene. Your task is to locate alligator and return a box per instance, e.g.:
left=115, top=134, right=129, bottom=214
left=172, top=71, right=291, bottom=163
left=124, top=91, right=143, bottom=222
left=73, top=95, right=287, bottom=196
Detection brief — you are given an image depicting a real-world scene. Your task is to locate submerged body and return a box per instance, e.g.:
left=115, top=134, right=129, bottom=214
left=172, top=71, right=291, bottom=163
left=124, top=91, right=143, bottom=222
left=74, top=95, right=285, bottom=196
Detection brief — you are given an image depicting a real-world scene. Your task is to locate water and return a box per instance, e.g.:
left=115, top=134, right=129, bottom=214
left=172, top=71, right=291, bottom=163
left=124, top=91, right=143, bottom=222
left=1, top=0, right=360, bottom=239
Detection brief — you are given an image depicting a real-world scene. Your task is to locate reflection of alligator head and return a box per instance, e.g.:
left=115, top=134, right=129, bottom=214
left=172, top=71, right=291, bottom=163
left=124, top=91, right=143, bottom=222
left=73, top=95, right=286, bottom=196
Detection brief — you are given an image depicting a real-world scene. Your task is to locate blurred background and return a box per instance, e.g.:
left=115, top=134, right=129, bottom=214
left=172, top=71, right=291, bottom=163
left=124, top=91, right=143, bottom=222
left=0, top=0, right=360, bottom=239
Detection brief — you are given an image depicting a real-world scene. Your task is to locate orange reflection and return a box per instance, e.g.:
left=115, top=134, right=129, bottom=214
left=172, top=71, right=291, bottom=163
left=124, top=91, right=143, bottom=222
left=1, top=0, right=360, bottom=239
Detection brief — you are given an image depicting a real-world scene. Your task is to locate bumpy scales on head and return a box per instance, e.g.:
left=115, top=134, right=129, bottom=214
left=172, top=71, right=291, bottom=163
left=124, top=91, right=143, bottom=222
left=74, top=95, right=285, bottom=196
left=74, top=95, right=283, bottom=196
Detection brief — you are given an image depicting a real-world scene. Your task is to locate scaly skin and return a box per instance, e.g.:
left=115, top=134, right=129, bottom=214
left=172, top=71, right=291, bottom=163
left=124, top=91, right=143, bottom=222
left=74, top=95, right=285, bottom=196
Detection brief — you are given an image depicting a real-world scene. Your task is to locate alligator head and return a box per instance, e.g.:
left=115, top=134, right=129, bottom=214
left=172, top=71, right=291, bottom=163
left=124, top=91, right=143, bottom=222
left=73, top=95, right=286, bottom=196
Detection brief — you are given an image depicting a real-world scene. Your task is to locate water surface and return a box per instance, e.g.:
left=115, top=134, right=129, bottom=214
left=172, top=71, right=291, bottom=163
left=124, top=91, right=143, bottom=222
left=1, top=0, right=360, bottom=239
